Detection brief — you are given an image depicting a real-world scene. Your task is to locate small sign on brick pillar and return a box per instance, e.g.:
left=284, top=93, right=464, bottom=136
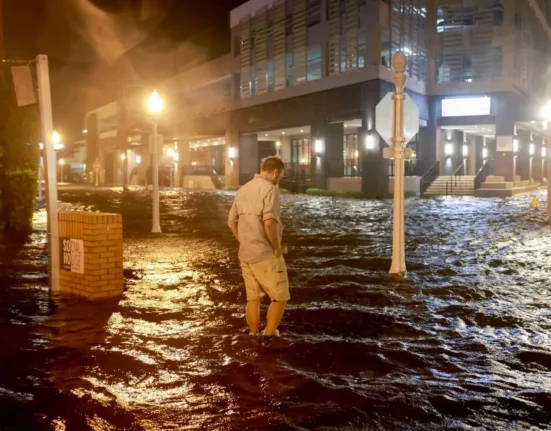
left=58, top=212, right=124, bottom=300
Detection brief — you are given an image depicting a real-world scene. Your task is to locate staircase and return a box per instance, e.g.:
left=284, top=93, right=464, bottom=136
left=424, top=175, right=475, bottom=197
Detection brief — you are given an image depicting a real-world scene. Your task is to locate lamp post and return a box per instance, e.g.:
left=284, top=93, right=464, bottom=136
left=541, top=101, right=551, bottom=221
left=148, top=89, right=163, bottom=233
left=58, top=159, right=65, bottom=183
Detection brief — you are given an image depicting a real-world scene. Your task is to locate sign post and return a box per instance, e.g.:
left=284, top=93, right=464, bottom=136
left=36, top=54, right=60, bottom=290
left=375, top=52, right=419, bottom=276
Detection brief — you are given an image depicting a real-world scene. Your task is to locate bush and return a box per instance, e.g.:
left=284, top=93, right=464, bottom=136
left=223, top=185, right=240, bottom=191
left=279, top=188, right=290, bottom=194
left=2, top=170, right=37, bottom=235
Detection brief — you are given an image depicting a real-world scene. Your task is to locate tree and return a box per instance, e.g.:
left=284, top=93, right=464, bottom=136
left=0, top=67, right=40, bottom=236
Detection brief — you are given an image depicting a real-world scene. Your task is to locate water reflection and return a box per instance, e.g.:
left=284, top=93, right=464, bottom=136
left=1, top=189, right=551, bottom=429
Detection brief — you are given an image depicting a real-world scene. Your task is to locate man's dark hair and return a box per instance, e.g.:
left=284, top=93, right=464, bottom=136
left=261, top=156, right=285, bottom=173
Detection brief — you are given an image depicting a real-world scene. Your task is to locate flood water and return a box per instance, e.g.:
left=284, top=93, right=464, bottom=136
left=1, top=188, right=551, bottom=430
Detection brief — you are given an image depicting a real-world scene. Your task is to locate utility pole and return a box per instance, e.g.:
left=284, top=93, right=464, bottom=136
left=36, top=54, right=60, bottom=290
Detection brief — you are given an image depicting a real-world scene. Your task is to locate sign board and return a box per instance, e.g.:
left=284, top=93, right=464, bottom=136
left=496, top=136, right=513, bottom=152
left=11, top=65, right=36, bottom=107
left=441, top=96, right=491, bottom=117
left=60, top=238, right=84, bottom=274
left=376, top=92, right=420, bottom=146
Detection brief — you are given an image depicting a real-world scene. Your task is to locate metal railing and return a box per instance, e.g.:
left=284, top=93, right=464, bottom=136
left=474, top=160, right=492, bottom=190
left=420, top=161, right=440, bottom=198
left=445, top=160, right=466, bottom=195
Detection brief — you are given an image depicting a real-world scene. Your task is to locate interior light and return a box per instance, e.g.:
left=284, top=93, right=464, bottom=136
left=482, top=148, right=488, bottom=159
left=136, top=155, right=142, bottom=164
left=315, top=139, right=323, bottom=154
left=463, top=144, right=468, bottom=157
left=365, top=134, right=375, bottom=150
left=513, top=138, right=519, bottom=153
left=228, top=147, right=237, bottom=159
left=120, top=153, right=126, bottom=161
left=529, top=143, right=535, bottom=156
left=542, top=147, right=547, bottom=158
left=445, top=143, right=454, bottom=157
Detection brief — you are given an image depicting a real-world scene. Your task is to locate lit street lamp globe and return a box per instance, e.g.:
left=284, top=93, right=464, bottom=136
left=148, top=89, right=163, bottom=114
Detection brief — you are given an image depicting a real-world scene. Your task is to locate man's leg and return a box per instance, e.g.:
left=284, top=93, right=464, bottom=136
left=264, top=300, right=287, bottom=336
left=246, top=299, right=261, bottom=334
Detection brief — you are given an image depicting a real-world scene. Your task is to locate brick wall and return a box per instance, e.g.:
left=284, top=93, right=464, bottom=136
left=58, top=212, right=124, bottom=300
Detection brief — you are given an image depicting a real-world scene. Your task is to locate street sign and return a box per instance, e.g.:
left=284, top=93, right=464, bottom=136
left=11, top=65, right=36, bottom=107
left=382, top=147, right=414, bottom=160
left=376, top=92, right=420, bottom=146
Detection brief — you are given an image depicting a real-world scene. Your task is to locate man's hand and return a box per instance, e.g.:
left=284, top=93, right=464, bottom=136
left=273, top=247, right=282, bottom=258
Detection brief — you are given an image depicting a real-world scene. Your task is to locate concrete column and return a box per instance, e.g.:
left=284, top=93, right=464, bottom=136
left=494, top=105, right=515, bottom=181
left=280, top=136, right=291, bottom=164
left=176, top=140, right=190, bottom=187
left=517, top=129, right=531, bottom=182
left=310, top=122, right=341, bottom=189
left=467, top=133, right=477, bottom=175
left=225, top=129, right=240, bottom=186
left=239, top=133, right=259, bottom=185
left=532, top=135, right=544, bottom=182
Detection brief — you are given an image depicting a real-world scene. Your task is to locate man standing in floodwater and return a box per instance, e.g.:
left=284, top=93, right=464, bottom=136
left=228, top=156, right=289, bottom=346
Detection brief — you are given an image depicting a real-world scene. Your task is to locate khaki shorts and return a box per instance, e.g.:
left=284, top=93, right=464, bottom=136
left=241, top=255, right=290, bottom=302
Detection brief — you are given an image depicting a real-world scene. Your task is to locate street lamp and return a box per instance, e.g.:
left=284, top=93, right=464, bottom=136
left=148, top=89, right=163, bottom=233
left=541, top=100, right=551, bottom=220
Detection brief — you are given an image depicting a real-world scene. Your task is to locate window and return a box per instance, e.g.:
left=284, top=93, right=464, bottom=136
left=267, top=60, right=275, bottom=92
left=343, top=134, right=360, bottom=177
left=340, top=38, right=347, bottom=73
left=307, top=45, right=322, bottom=81
left=286, top=53, right=294, bottom=87
left=249, top=67, right=256, bottom=95
left=291, top=139, right=311, bottom=165
left=493, top=0, right=504, bottom=25
left=234, top=35, right=241, bottom=57
left=462, top=52, right=472, bottom=82
left=307, top=0, right=321, bottom=26
left=358, top=29, right=366, bottom=68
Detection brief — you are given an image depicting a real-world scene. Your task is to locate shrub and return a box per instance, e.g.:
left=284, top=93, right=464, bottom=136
left=2, top=170, right=37, bottom=236
left=279, top=188, right=290, bottom=194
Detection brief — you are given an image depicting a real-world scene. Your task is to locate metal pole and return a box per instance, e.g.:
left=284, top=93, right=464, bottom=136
left=390, top=52, right=407, bottom=276
left=547, top=136, right=551, bottom=221
left=36, top=54, right=59, bottom=290
left=37, top=156, right=43, bottom=202
left=151, top=121, right=162, bottom=233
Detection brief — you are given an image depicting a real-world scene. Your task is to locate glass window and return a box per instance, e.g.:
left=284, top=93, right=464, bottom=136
left=307, top=45, right=322, bottom=81
left=307, top=0, right=321, bottom=26
left=267, top=60, right=275, bottom=92
left=291, top=139, right=311, bottom=165
left=340, top=38, right=347, bottom=73
left=462, top=52, right=472, bottom=82
left=343, top=134, right=360, bottom=177
left=249, top=67, right=256, bottom=95
left=358, top=29, right=366, bottom=68
left=493, top=46, right=503, bottom=80
left=286, top=53, right=294, bottom=87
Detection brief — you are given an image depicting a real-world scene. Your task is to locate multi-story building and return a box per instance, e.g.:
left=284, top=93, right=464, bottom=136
left=85, top=0, right=551, bottom=196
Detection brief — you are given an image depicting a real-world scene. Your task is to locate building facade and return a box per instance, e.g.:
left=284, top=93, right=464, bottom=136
left=85, top=0, right=551, bottom=195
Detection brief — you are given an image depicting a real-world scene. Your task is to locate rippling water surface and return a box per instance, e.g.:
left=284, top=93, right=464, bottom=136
left=1, top=188, right=551, bottom=430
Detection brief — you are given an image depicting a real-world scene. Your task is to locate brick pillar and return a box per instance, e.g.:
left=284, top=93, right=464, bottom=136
left=58, top=212, right=124, bottom=300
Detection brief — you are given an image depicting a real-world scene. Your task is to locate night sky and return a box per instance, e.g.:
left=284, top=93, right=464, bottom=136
left=3, top=0, right=245, bottom=142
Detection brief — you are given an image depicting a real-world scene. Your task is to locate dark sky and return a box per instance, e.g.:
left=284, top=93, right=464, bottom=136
left=3, top=0, right=245, bottom=141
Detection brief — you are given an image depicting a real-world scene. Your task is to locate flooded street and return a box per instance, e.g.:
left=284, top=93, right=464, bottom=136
left=1, top=188, right=551, bottom=430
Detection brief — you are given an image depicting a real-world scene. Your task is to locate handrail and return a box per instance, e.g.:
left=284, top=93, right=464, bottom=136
left=446, top=161, right=466, bottom=195
left=420, top=161, right=440, bottom=197
left=474, top=160, right=491, bottom=190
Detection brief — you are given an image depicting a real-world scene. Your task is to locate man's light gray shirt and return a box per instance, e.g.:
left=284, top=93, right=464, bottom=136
left=228, top=175, right=282, bottom=263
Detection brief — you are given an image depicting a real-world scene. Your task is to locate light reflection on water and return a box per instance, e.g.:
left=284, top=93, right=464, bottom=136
left=0, top=189, right=551, bottom=429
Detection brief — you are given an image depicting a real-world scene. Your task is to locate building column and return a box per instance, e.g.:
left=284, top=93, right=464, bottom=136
left=494, top=106, right=515, bottom=181
left=238, top=133, right=259, bottom=185
left=467, top=133, right=477, bottom=175
left=532, top=134, right=544, bottom=182
left=176, top=140, right=190, bottom=187
left=225, top=129, right=240, bottom=187
left=310, top=122, right=342, bottom=190
left=516, top=129, right=531, bottom=182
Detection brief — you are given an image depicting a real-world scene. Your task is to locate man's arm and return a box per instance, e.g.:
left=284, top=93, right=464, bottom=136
left=228, top=201, right=239, bottom=241
left=262, top=188, right=282, bottom=257
left=264, top=219, right=281, bottom=258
